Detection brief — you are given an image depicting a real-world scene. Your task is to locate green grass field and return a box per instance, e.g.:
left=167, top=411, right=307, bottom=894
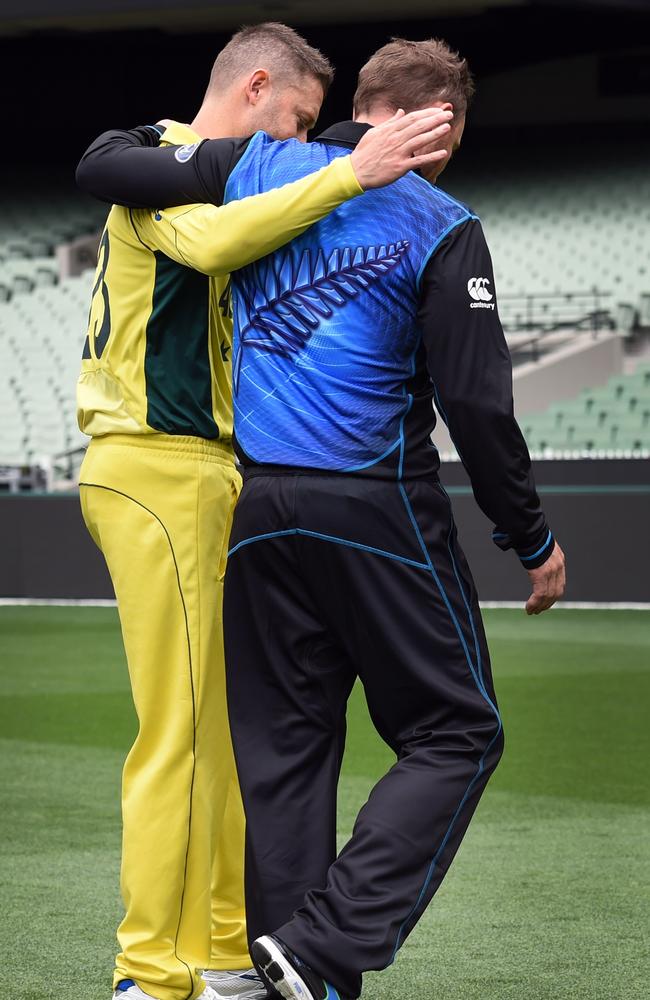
left=1, top=607, right=649, bottom=1000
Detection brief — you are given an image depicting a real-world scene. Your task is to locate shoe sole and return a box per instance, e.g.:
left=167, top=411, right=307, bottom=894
left=201, top=973, right=267, bottom=1000
left=251, top=936, right=315, bottom=1000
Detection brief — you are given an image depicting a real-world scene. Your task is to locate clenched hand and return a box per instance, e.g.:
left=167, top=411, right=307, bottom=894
left=525, top=542, right=566, bottom=615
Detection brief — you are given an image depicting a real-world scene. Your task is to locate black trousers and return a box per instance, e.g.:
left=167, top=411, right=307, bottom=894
left=224, top=472, right=504, bottom=999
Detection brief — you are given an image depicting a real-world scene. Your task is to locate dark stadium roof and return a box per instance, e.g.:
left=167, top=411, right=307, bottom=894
left=0, top=0, right=645, bottom=36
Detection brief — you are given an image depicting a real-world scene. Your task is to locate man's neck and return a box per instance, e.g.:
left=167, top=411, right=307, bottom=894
left=191, top=101, right=240, bottom=140
left=352, top=105, right=395, bottom=128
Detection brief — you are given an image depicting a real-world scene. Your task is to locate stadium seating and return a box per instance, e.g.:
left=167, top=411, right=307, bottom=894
left=0, top=184, right=106, bottom=261
left=0, top=199, right=100, bottom=466
left=445, top=143, right=650, bottom=332
left=0, top=175, right=106, bottom=467
left=519, top=366, right=650, bottom=456
left=0, top=283, right=93, bottom=464
left=1, top=149, right=650, bottom=471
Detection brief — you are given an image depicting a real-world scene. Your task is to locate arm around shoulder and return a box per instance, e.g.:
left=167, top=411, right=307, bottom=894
left=76, top=126, right=250, bottom=208
left=137, top=154, right=365, bottom=278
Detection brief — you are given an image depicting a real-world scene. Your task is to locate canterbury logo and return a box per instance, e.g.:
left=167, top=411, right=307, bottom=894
left=468, top=276, right=493, bottom=301
left=467, top=276, right=495, bottom=309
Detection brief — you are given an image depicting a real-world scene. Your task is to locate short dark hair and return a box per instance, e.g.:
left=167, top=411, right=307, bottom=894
left=209, top=22, right=334, bottom=95
left=353, top=37, right=474, bottom=117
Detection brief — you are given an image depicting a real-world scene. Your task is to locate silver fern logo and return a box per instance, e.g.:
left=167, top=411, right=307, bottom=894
left=233, top=241, right=410, bottom=389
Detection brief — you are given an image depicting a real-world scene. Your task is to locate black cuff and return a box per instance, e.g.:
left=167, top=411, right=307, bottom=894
left=492, top=526, right=555, bottom=569
left=141, top=124, right=165, bottom=145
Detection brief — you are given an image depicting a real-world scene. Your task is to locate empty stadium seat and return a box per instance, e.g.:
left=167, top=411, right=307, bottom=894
left=0, top=216, right=96, bottom=464
left=445, top=144, right=650, bottom=320
left=1, top=159, right=649, bottom=470
left=520, top=368, right=650, bottom=455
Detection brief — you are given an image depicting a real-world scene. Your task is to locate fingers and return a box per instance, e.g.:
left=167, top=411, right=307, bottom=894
left=353, top=108, right=453, bottom=186
left=410, top=149, right=449, bottom=169
left=389, top=107, right=453, bottom=132
left=370, top=108, right=452, bottom=145
left=397, top=111, right=453, bottom=143
left=525, top=569, right=566, bottom=615
left=525, top=589, right=554, bottom=615
left=527, top=582, right=559, bottom=615
left=525, top=591, right=543, bottom=615
left=403, top=122, right=452, bottom=155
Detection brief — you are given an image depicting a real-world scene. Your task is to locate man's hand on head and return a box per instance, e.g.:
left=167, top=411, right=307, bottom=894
left=525, top=542, right=566, bottom=615
left=350, top=107, right=453, bottom=190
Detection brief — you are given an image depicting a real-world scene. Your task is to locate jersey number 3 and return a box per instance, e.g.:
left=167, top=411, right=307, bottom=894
left=82, top=230, right=111, bottom=360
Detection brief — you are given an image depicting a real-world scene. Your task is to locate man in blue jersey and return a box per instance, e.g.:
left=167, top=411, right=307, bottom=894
left=220, top=38, right=565, bottom=1000
left=77, top=35, right=565, bottom=1000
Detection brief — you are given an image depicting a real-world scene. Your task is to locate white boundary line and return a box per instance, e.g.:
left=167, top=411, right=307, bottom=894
left=0, top=598, right=648, bottom=610
left=0, top=598, right=118, bottom=607
left=480, top=601, right=650, bottom=610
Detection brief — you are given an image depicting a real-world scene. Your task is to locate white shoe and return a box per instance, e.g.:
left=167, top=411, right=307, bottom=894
left=201, top=969, right=268, bottom=999
left=112, top=983, right=157, bottom=1000
left=113, top=981, right=220, bottom=1000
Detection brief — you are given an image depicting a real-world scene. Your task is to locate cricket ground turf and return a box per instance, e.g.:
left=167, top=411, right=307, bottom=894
left=1, top=607, right=648, bottom=1000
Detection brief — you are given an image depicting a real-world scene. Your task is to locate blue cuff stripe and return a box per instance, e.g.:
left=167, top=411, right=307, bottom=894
left=519, top=529, right=553, bottom=562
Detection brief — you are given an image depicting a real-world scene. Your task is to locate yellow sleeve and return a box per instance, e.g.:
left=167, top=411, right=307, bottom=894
left=131, top=155, right=363, bottom=277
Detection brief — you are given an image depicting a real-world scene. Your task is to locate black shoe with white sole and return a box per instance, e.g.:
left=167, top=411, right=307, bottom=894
left=251, top=935, right=348, bottom=1000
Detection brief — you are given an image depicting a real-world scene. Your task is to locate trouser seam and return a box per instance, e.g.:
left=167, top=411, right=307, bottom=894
left=391, top=480, right=502, bottom=959
left=79, top=482, right=198, bottom=1000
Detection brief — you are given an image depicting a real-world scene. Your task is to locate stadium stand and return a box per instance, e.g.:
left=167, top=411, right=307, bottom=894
left=458, top=147, right=649, bottom=296
left=434, top=140, right=650, bottom=458
left=1, top=144, right=649, bottom=485
left=0, top=272, right=96, bottom=467
left=447, top=141, right=650, bottom=357
left=0, top=178, right=105, bottom=481
left=520, top=366, right=650, bottom=457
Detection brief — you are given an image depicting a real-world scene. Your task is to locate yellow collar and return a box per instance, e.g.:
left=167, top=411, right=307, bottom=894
left=160, top=120, right=202, bottom=147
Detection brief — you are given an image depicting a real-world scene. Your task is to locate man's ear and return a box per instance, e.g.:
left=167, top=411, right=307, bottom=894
left=245, top=69, right=271, bottom=105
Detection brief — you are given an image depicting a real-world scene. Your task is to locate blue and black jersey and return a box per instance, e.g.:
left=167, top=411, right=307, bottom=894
left=76, top=120, right=553, bottom=568
left=223, top=122, right=552, bottom=566
left=224, top=124, right=469, bottom=478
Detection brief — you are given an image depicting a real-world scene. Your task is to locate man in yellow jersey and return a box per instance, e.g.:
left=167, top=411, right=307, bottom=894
left=75, top=21, right=454, bottom=1000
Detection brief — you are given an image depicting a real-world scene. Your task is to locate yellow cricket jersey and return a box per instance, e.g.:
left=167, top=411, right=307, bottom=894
left=77, top=121, right=363, bottom=442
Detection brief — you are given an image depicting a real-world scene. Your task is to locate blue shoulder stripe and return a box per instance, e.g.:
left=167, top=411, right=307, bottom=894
left=223, top=130, right=267, bottom=204
left=416, top=212, right=477, bottom=289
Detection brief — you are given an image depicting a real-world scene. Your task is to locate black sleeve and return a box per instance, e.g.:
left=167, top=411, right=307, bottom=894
left=418, top=217, right=555, bottom=569
left=75, top=125, right=252, bottom=209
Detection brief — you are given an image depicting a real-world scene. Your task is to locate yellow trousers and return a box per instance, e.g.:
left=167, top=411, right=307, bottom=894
left=80, top=433, right=249, bottom=1000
